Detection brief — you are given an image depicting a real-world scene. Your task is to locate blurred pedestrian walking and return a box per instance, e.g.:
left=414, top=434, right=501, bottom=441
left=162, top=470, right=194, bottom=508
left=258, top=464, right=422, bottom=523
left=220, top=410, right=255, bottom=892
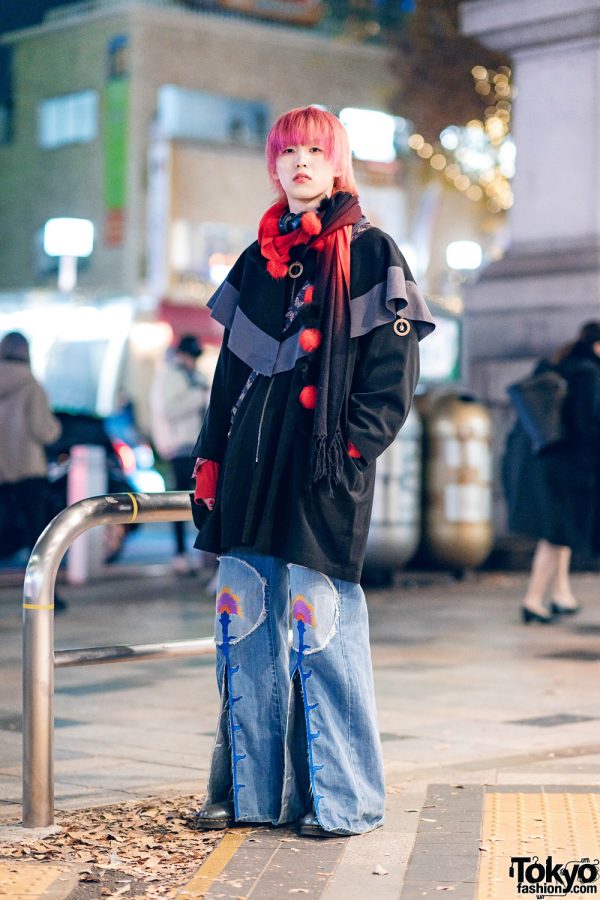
left=0, top=332, right=64, bottom=606
left=150, top=334, right=208, bottom=574
left=190, top=106, right=435, bottom=837
left=504, top=321, right=600, bottom=623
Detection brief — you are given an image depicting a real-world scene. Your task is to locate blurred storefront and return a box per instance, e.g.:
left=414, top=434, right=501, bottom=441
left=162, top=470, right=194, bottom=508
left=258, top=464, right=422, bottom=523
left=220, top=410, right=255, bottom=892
left=0, top=0, right=504, bottom=433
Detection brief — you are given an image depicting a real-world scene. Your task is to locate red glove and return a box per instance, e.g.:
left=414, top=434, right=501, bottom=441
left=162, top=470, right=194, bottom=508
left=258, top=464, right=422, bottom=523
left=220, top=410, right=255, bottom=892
left=347, top=440, right=361, bottom=459
left=193, top=459, right=220, bottom=510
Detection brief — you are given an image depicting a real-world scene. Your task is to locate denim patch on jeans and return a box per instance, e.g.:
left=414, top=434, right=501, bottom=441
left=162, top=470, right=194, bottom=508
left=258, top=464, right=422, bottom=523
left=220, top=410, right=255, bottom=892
left=203, top=552, right=385, bottom=835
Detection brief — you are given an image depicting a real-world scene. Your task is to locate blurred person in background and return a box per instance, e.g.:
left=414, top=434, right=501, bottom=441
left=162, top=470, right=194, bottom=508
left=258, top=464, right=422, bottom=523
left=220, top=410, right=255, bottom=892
left=0, top=331, right=64, bottom=608
left=504, top=321, right=600, bottom=623
left=150, top=334, right=209, bottom=574
left=190, top=106, right=434, bottom=837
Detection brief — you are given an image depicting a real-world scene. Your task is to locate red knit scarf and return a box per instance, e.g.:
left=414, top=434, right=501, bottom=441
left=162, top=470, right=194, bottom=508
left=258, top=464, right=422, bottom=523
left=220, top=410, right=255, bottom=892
left=258, top=200, right=323, bottom=279
left=258, top=192, right=362, bottom=490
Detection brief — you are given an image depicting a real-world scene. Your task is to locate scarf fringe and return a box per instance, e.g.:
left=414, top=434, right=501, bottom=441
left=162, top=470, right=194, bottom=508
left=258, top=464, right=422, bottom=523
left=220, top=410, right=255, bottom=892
left=311, top=429, right=345, bottom=496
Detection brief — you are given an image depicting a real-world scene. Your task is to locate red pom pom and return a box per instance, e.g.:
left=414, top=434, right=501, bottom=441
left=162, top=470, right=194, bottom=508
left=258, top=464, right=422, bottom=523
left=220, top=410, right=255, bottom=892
left=299, top=385, right=318, bottom=409
left=267, top=259, right=289, bottom=279
left=303, top=285, right=314, bottom=304
left=301, top=211, right=322, bottom=236
left=299, top=328, right=322, bottom=353
left=312, top=237, right=326, bottom=252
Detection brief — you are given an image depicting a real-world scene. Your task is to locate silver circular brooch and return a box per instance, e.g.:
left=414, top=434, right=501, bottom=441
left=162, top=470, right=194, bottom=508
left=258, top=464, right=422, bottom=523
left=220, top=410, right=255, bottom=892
left=393, top=316, right=411, bottom=337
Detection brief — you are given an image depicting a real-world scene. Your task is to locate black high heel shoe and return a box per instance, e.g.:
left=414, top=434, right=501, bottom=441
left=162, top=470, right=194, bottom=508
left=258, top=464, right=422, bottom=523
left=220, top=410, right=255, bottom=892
left=521, top=606, right=553, bottom=624
left=550, top=601, right=580, bottom=616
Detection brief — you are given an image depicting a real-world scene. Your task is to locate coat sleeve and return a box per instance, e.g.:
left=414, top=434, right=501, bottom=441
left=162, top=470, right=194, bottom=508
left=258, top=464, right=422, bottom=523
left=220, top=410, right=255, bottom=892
left=191, top=330, right=251, bottom=462
left=345, top=226, right=431, bottom=466
left=190, top=247, right=255, bottom=461
left=347, top=322, right=420, bottom=467
left=29, top=383, right=61, bottom=446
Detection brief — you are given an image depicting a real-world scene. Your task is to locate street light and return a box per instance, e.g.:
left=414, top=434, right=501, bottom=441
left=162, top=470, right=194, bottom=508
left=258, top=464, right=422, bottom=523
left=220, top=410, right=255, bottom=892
left=43, top=217, right=94, bottom=292
left=446, top=240, right=482, bottom=272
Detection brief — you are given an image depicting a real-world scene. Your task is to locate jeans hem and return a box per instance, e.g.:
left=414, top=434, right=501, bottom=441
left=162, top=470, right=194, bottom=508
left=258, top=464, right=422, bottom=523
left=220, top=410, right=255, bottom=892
left=323, top=817, right=385, bottom=837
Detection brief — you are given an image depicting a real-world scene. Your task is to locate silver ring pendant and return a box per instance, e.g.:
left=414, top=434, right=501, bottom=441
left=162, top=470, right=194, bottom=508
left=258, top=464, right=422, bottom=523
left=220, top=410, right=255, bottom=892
left=393, top=316, right=411, bottom=336
left=288, top=261, right=304, bottom=279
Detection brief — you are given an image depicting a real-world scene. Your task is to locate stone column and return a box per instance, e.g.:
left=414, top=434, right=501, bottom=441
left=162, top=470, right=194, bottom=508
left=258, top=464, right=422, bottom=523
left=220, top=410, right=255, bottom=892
left=460, top=0, right=600, bottom=401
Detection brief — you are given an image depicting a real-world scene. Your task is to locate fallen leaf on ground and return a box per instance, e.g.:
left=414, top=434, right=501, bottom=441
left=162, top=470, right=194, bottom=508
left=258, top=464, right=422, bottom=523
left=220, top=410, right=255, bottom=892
left=0, top=793, right=220, bottom=899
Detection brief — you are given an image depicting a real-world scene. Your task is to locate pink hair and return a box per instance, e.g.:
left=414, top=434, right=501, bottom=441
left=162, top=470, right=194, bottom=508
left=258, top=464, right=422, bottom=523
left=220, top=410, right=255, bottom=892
left=266, top=106, right=357, bottom=199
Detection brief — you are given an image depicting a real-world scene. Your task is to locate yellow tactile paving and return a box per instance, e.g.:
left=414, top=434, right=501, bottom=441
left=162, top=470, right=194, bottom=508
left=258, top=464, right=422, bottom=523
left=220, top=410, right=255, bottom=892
left=0, top=861, right=67, bottom=898
left=177, top=828, right=252, bottom=898
left=477, top=792, right=600, bottom=900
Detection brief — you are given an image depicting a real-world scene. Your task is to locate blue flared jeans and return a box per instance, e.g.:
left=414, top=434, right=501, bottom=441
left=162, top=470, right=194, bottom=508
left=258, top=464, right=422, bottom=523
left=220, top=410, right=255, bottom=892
left=202, top=551, right=385, bottom=835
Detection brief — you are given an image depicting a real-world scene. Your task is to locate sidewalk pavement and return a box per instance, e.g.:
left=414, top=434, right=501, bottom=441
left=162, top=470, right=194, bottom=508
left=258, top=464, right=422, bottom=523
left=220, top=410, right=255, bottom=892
left=1, top=540, right=600, bottom=898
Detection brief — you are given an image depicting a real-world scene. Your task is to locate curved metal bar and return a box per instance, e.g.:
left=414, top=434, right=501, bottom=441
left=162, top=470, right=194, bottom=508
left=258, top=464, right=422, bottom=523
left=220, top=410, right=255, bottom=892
left=22, top=491, right=194, bottom=828
left=55, top=637, right=216, bottom=668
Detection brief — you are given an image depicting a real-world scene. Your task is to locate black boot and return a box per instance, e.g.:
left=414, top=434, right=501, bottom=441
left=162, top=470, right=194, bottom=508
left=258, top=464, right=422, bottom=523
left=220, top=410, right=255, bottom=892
left=297, top=813, right=337, bottom=839
left=194, top=800, right=236, bottom=830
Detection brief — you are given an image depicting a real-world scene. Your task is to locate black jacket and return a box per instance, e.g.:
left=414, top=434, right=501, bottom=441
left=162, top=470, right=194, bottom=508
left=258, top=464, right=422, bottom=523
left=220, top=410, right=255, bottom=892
left=192, top=225, right=434, bottom=582
left=503, top=351, right=600, bottom=553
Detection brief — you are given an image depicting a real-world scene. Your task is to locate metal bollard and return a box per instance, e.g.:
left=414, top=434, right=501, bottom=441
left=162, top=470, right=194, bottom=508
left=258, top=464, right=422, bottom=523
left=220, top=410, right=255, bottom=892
left=22, top=491, right=199, bottom=828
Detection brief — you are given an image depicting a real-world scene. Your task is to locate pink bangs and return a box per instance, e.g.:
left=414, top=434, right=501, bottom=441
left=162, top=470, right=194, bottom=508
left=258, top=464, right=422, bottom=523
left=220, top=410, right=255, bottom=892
left=266, top=106, right=357, bottom=199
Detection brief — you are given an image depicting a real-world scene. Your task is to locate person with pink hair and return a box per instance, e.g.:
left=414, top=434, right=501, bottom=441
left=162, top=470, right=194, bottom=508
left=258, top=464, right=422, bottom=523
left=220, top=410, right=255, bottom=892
left=190, top=106, right=434, bottom=836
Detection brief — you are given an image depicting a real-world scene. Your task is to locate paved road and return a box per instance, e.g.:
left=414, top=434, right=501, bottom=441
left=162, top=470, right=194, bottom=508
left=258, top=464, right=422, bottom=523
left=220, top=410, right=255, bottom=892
left=1, top=531, right=600, bottom=898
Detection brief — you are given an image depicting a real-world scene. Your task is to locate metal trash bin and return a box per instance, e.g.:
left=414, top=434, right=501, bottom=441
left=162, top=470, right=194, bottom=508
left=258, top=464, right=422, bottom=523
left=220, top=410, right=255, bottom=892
left=422, top=391, right=493, bottom=571
left=365, top=405, right=422, bottom=572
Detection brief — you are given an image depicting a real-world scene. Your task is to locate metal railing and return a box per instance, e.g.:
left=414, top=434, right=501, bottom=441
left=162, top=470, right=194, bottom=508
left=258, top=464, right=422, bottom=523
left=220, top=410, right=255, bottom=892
left=22, top=491, right=215, bottom=828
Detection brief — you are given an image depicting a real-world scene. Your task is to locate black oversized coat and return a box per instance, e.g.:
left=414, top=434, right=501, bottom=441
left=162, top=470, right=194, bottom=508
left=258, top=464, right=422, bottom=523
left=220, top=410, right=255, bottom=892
left=503, top=352, right=600, bottom=554
left=192, top=225, right=434, bottom=582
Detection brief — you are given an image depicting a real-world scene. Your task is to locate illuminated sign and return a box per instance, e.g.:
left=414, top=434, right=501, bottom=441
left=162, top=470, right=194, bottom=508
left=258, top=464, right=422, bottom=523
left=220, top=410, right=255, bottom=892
left=215, top=0, right=322, bottom=25
left=44, top=218, right=94, bottom=258
left=103, top=35, right=130, bottom=247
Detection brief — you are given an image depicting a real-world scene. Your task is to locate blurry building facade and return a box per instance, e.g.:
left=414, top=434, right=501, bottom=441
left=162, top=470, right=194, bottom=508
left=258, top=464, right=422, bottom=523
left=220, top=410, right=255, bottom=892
left=0, top=0, right=496, bottom=440
left=461, top=0, right=600, bottom=404
left=0, top=0, right=400, bottom=299
left=459, top=0, right=600, bottom=548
